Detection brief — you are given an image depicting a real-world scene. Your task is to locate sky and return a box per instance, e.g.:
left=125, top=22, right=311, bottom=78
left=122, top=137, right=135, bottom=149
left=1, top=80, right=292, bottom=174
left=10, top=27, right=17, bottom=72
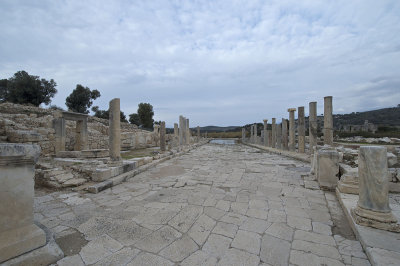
left=1, top=0, right=400, bottom=127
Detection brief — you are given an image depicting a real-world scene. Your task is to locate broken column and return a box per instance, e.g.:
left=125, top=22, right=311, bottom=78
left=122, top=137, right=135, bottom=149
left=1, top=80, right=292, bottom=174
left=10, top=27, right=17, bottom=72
left=316, top=148, right=339, bottom=190
left=324, top=96, right=333, bottom=145
left=186, top=118, right=190, bottom=145
left=288, top=108, right=296, bottom=151
left=298, top=106, right=305, bottom=153
left=309, top=101, right=317, bottom=154
left=276, top=123, right=282, bottom=149
left=352, top=146, right=400, bottom=232
left=109, top=98, right=121, bottom=161
left=282, top=118, right=288, bottom=150
left=160, top=121, right=166, bottom=151
left=179, top=116, right=184, bottom=145
left=263, top=119, right=268, bottom=146
left=271, top=118, right=276, bottom=148
left=0, top=144, right=46, bottom=263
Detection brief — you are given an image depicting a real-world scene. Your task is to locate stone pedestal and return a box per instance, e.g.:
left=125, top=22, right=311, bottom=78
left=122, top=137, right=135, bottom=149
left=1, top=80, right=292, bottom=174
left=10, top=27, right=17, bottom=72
left=160, top=121, right=166, bottom=151
left=317, top=148, right=339, bottom=190
left=282, top=118, right=288, bottom=150
left=352, top=146, right=399, bottom=232
left=324, top=96, right=333, bottom=145
left=271, top=118, right=276, bottom=148
left=0, top=144, right=46, bottom=263
left=298, top=106, right=305, bottom=153
left=288, top=108, right=296, bottom=151
left=263, top=120, right=268, bottom=146
left=109, top=98, right=121, bottom=161
left=309, top=102, right=317, bottom=153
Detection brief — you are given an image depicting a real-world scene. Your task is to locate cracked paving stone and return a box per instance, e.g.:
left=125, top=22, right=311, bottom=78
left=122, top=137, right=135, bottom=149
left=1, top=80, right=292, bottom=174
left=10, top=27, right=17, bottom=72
left=231, top=229, right=261, bottom=255
left=79, top=235, right=123, bottom=265
left=159, top=235, right=199, bottom=262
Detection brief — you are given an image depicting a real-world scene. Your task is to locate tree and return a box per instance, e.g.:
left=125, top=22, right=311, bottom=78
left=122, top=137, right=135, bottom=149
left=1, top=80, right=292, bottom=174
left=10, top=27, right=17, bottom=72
left=137, top=103, right=154, bottom=129
left=92, top=106, right=128, bottom=122
left=0, top=70, right=57, bottom=106
left=129, top=113, right=141, bottom=126
left=65, top=84, right=100, bottom=113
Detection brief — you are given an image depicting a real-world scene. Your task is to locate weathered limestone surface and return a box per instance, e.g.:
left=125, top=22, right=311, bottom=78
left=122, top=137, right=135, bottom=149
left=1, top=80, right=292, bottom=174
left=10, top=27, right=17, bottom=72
left=253, top=123, right=257, bottom=144
left=352, top=146, right=400, bottom=232
left=276, top=123, right=282, bottom=149
left=0, top=143, right=46, bottom=263
left=324, top=96, right=333, bottom=145
left=186, top=119, right=190, bottom=145
left=271, top=118, right=276, bottom=148
left=160, top=121, right=166, bottom=152
left=179, top=116, right=185, bottom=145
left=109, top=98, right=121, bottom=161
left=317, top=148, right=339, bottom=190
left=298, top=106, right=305, bottom=153
left=309, top=102, right=317, bottom=153
left=288, top=108, right=296, bottom=152
left=33, top=143, right=369, bottom=265
left=250, top=125, right=254, bottom=144
left=282, top=118, right=288, bottom=150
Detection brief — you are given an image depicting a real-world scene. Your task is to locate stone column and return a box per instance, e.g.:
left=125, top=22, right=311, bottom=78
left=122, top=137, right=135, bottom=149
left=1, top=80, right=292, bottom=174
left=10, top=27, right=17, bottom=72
left=186, top=119, right=190, bottom=145
left=282, top=118, right=288, bottom=150
left=197, top=126, right=200, bottom=139
left=250, top=125, right=254, bottom=143
left=160, top=121, right=166, bottom=151
left=271, top=118, right=276, bottom=148
left=309, top=101, right=317, bottom=154
left=242, top=128, right=245, bottom=142
left=109, top=98, right=121, bottom=161
left=298, top=106, right=305, bottom=153
left=75, top=119, right=88, bottom=151
left=0, top=144, right=46, bottom=263
left=173, top=123, right=179, bottom=147
left=267, top=128, right=272, bottom=147
left=352, top=146, right=399, bottom=232
left=253, top=123, right=257, bottom=144
left=263, top=119, right=268, bottom=146
left=324, top=96, right=333, bottom=145
left=276, top=123, right=282, bottom=149
left=288, top=108, right=296, bottom=151
left=179, top=116, right=184, bottom=145
left=53, top=117, right=65, bottom=154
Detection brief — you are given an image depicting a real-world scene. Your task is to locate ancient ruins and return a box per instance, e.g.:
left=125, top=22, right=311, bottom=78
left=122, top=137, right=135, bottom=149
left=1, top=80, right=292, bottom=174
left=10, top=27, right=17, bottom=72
left=1, top=95, right=400, bottom=266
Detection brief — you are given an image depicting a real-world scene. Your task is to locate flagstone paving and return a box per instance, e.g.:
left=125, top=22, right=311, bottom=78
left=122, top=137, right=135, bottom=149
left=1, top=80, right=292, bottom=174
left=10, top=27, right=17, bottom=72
left=35, top=143, right=371, bottom=265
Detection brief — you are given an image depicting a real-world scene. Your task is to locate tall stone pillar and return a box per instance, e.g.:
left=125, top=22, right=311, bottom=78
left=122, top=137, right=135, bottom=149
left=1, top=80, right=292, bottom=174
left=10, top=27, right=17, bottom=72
left=263, top=119, right=268, bottom=146
left=0, top=144, right=46, bottom=263
left=53, top=117, right=65, bottom=154
left=242, top=128, right=245, bottom=142
left=352, top=146, right=400, bottom=232
left=282, top=118, right=288, bottom=150
left=174, top=123, right=179, bottom=137
left=160, top=121, right=166, bottom=151
left=250, top=125, right=254, bottom=143
left=298, top=106, right=305, bottom=153
left=271, top=118, right=276, bottom=148
left=309, top=102, right=317, bottom=153
left=276, top=123, right=282, bottom=149
left=179, top=116, right=184, bottom=145
left=324, top=96, right=333, bottom=145
left=288, top=108, right=296, bottom=152
left=109, top=98, right=121, bottom=161
left=267, top=128, right=272, bottom=147
left=186, top=118, right=190, bottom=145
left=253, top=123, right=257, bottom=144
left=197, top=126, right=200, bottom=139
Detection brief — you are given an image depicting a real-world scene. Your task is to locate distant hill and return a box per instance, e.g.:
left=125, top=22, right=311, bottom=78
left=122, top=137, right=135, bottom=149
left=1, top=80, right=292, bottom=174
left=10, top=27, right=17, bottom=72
left=198, top=125, right=240, bottom=132
left=333, top=105, right=400, bottom=127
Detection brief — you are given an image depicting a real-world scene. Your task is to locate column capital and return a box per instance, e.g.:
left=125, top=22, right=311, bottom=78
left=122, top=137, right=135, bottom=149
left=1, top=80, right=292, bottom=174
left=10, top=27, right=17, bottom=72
left=287, top=108, right=296, bottom=112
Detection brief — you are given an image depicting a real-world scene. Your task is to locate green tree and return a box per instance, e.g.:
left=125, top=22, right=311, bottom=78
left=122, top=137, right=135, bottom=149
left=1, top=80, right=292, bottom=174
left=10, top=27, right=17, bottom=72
left=65, top=84, right=100, bottom=113
left=129, top=113, right=141, bottom=126
left=92, top=106, right=127, bottom=122
left=137, top=103, right=154, bottom=129
left=0, top=71, right=57, bottom=106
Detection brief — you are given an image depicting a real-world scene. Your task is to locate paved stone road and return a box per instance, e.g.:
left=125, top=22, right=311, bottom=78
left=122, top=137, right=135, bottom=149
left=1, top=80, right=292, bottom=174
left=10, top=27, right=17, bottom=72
left=35, top=144, right=371, bottom=266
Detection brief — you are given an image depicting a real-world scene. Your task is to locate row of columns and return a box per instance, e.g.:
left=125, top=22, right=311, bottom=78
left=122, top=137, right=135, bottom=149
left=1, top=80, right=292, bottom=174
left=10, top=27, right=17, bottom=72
left=243, top=96, right=333, bottom=153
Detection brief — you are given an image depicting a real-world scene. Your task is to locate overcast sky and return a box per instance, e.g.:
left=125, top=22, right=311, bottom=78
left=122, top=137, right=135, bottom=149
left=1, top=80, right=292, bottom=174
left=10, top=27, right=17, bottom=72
left=1, top=0, right=400, bottom=127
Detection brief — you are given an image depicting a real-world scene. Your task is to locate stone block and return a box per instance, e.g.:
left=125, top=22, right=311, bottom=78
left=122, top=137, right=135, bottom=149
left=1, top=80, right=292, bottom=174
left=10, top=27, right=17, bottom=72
left=317, top=148, right=339, bottom=190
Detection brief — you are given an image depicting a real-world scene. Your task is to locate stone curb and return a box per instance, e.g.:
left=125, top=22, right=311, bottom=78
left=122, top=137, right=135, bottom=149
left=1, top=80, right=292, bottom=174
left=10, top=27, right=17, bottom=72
left=86, top=140, right=209, bottom=193
left=242, top=142, right=311, bottom=163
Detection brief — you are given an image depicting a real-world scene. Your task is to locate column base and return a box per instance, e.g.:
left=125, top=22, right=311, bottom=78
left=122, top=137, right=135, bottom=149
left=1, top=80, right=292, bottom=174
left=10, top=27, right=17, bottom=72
left=351, top=205, right=400, bottom=232
left=0, top=224, right=46, bottom=263
left=337, top=180, right=359, bottom=194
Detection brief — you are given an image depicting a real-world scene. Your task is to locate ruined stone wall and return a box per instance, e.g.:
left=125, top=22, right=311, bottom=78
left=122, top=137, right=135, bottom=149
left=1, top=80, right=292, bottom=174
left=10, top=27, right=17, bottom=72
left=0, top=103, right=158, bottom=155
